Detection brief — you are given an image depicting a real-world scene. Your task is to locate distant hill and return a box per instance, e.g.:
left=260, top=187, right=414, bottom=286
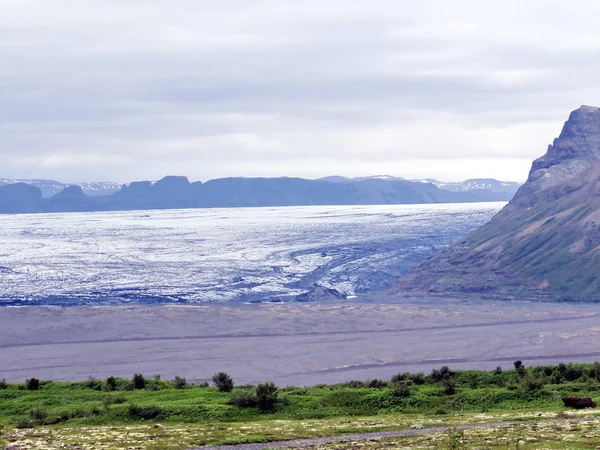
left=0, top=175, right=520, bottom=215
left=392, top=105, right=600, bottom=301
left=423, top=178, right=521, bottom=194
left=0, top=179, right=121, bottom=198
left=320, top=175, right=520, bottom=195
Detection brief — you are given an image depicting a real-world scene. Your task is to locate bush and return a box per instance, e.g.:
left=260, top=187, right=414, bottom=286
left=128, top=404, right=163, bottom=420
left=368, top=379, right=387, bottom=389
left=514, top=360, right=526, bottom=376
left=390, top=383, right=411, bottom=398
left=409, top=372, right=425, bottom=385
left=29, top=408, right=48, bottom=421
left=431, top=366, right=455, bottom=382
left=256, top=382, right=278, bottom=410
left=443, top=380, right=456, bottom=395
left=86, top=376, right=98, bottom=389
left=25, top=378, right=40, bottom=391
left=522, top=373, right=545, bottom=391
left=15, top=419, right=35, bottom=429
left=132, top=373, right=146, bottom=390
left=391, top=372, right=424, bottom=385
left=0, top=378, right=7, bottom=390
left=212, top=372, right=234, bottom=392
left=172, top=376, right=187, bottom=390
left=493, top=366, right=502, bottom=375
left=340, top=380, right=366, bottom=389
left=467, top=373, right=479, bottom=389
left=230, top=390, right=258, bottom=407
left=105, top=376, right=117, bottom=391
left=391, top=372, right=411, bottom=384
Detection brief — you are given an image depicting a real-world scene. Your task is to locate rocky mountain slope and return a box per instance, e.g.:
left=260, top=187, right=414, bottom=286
left=391, top=105, right=600, bottom=301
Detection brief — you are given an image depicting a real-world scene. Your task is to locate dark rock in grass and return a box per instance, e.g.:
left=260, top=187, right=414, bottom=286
left=562, top=396, right=597, bottom=409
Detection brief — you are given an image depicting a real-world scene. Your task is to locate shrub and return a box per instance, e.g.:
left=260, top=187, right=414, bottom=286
left=409, top=372, right=425, bottom=385
left=172, top=376, right=187, bottom=390
left=105, top=376, right=117, bottom=391
left=230, top=390, right=258, bottom=407
left=390, top=383, right=411, bottom=398
left=86, top=376, right=98, bottom=389
left=589, top=362, right=600, bottom=381
left=494, top=366, right=502, bottom=375
left=132, top=373, right=146, bottom=390
left=563, top=364, right=584, bottom=382
left=29, top=408, right=48, bottom=421
left=432, top=366, right=455, bottom=382
left=467, top=373, right=479, bottom=389
left=0, top=378, right=7, bottom=390
left=391, top=372, right=424, bottom=385
left=15, top=419, right=35, bottom=429
left=368, top=379, right=387, bottom=389
left=341, top=380, right=366, bottom=389
left=128, top=404, right=163, bottom=420
left=514, top=360, right=526, bottom=376
left=25, top=378, right=40, bottom=391
left=212, top=372, right=234, bottom=392
left=256, top=382, right=278, bottom=410
left=443, top=380, right=456, bottom=395
left=522, top=373, right=545, bottom=391
left=391, top=372, right=411, bottom=384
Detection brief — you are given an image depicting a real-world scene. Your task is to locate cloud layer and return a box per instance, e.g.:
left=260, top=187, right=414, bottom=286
left=2, top=0, right=600, bottom=182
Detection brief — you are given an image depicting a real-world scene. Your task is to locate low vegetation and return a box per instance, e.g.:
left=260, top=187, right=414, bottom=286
left=0, top=363, right=599, bottom=449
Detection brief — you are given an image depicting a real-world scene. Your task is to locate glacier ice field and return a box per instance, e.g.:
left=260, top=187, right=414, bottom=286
left=0, top=203, right=503, bottom=305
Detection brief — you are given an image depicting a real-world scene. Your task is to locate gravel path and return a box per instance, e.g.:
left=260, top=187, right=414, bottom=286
left=195, top=420, right=525, bottom=450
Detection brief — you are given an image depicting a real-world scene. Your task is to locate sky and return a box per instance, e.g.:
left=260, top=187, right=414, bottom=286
left=2, top=0, right=600, bottom=183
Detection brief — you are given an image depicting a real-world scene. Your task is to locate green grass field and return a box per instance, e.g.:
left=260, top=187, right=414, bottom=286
left=1, top=362, right=600, bottom=449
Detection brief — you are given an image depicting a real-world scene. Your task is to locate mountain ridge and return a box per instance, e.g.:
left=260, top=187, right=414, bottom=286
left=391, top=105, right=600, bottom=301
left=0, top=179, right=121, bottom=198
left=0, top=175, right=519, bottom=214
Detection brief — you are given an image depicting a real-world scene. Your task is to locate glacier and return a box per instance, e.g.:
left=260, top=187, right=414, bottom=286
left=0, top=203, right=503, bottom=305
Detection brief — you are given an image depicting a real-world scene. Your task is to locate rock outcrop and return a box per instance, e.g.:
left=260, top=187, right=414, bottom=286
left=391, top=105, right=600, bottom=301
left=562, top=396, right=597, bottom=409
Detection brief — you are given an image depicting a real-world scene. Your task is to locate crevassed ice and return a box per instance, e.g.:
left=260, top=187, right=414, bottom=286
left=0, top=203, right=503, bottom=305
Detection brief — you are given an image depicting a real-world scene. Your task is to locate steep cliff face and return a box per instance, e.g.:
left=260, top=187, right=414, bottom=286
left=391, top=105, right=600, bottom=301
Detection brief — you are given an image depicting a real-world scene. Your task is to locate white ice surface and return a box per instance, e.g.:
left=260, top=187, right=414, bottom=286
left=0, top=203, right=503, bottom=305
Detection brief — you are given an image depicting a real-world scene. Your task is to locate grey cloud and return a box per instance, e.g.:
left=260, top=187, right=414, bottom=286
left=2, top=0, right=600, bottom=182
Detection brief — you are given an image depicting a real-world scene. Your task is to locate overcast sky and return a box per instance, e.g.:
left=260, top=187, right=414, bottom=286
left=2, top=0, right=600, bottom=183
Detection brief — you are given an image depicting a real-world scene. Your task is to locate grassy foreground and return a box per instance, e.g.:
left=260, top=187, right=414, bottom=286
left=1, top=362, right=600, bottom=449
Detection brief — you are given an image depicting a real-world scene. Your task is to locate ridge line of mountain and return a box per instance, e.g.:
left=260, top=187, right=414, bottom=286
left=0, top=175, right=520, bottom=214
left=391, top=104, right=600, bottom=302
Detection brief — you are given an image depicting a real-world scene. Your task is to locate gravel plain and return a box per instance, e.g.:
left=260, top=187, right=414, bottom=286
left=1, top=297, right=600, bottom=386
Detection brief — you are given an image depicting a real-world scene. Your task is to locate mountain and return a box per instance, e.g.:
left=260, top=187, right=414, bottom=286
left=0, top=179, right=121, bottom=198
left=320, top=175, right=520, bottom=195
left=425, top=178, right=521, bottom=194
left=0, top=183, right=43, bottom=213
left=0, top=175, right=519, bottom=215
left=391, top=105, right=600, bottom=301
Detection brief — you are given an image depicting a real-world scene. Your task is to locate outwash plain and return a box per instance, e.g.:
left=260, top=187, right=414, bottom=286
left=2, top=299, right=600, bottom=386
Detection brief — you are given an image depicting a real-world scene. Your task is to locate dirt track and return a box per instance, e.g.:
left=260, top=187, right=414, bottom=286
left=195, top=417, right=589, bottom=450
